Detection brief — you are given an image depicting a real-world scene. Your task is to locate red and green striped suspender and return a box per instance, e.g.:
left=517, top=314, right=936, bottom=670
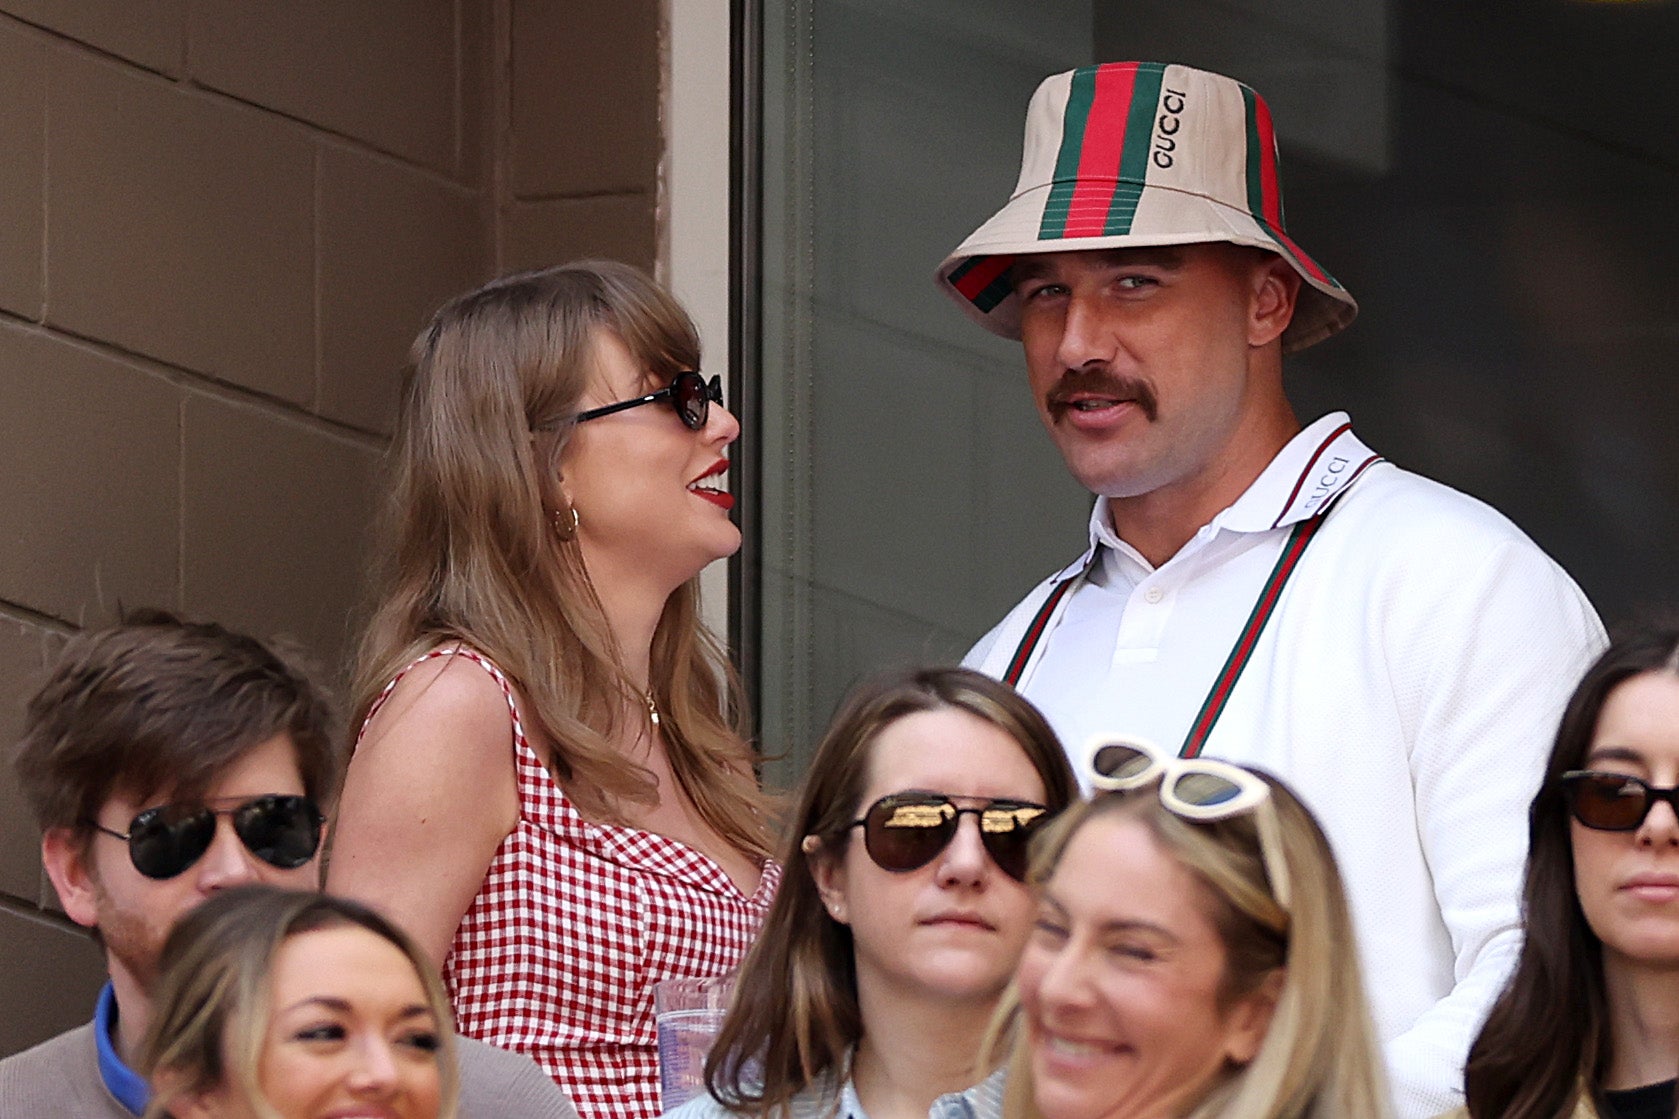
left=1000, top=514, right=1326, bottom=761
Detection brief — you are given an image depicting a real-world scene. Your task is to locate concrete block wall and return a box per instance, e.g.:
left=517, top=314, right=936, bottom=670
left=0, top=0, right=661, bottom=1057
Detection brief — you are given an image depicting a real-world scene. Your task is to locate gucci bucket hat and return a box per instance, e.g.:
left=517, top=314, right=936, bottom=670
left=936, top=61, right=1358, bottom=353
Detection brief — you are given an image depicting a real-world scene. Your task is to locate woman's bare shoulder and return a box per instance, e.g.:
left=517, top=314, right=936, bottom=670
left=357, top=648, right=519, bottom=767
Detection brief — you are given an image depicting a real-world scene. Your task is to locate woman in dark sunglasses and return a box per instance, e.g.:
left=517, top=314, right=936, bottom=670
left=327, top=261, right=777, bottom=1119
left=666, top=666, right=1077, bottom=1119
left=997, top=744, right=1390, bottom=1119
left=1455, top=626, right=1679, bottom=1119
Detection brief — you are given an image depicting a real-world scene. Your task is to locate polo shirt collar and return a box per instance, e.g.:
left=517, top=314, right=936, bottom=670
left=94, top=981, right=150, bottom=1116
left=1086, top=411, right=1378, bottom=552
left=1218, top=412, right=1378, bottom=531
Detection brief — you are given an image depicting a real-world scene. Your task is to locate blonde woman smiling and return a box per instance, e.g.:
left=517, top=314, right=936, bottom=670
left=1001, top=738, right=1391, bottom=1119
left=141, top=887, right=456, bottom=1119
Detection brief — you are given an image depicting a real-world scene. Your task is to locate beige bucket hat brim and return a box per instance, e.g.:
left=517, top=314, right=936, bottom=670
left=936, top=62, right=1357, bottom=354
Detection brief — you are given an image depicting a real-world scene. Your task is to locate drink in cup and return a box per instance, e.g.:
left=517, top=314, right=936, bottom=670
left=655, top=974, right=734, bottom=1110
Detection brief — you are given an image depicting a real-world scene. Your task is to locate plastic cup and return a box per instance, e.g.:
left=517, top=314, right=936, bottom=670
left=654, top=974, right=734, bottom=1111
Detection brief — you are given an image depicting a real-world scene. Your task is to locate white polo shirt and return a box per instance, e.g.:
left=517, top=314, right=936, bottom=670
left=968, top=412, right=1605, bottom=1119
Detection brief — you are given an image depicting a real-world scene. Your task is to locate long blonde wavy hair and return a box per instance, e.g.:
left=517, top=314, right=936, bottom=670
left=994, top=774, right=1391, bottom=1119
left=353, top=261, right=770, bottom=856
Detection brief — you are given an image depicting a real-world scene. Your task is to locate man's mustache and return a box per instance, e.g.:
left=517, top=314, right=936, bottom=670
left=1045, top=368, right=1158, bottom=421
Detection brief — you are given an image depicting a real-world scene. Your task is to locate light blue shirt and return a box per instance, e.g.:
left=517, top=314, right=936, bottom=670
left=662, top=1063, right=1006, bottom=1119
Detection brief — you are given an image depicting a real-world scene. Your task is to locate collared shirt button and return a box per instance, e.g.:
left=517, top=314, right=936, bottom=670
left=1144, top=586, right=1164, bottom=604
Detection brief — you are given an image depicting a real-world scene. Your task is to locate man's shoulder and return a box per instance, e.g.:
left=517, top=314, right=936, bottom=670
left=1319, top=461, right=1605, bottom=668
left=0, top=1023, right=126, bottom=1118
left=455, top=1035, right=579, bottom=1119
left=0, top=1022, right=94, bottom=1079
left=1336, top=461, right=1534, bottom=542
left=1324, top=460, right=1570, bottom=573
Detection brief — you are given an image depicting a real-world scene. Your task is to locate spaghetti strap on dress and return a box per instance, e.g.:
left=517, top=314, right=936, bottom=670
left=363, top=645, right=780, bottom=1119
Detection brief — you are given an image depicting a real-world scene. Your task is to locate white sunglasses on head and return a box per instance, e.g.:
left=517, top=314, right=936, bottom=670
left=1084, top=735, right=1292, bottom=910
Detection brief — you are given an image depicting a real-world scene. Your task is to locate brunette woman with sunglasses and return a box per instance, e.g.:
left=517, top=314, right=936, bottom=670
left=1451, top=626, right=1679, bottom=1119
left=666, top=666, right=1077, bottom=1119
left=995, top=738, right=1391, bottom=1119
left=327, top=262, right=778, bottom=1119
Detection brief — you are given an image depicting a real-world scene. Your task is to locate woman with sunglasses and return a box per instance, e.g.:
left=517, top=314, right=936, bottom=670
left=668, top=666, right=1077, bottom=1119
left=327, top=262, right=778, bottom=1119
left=1454, top=626, right=1679, bottom=1119
left=141, top=886, right=457, bottom=1119
left=998, top=737, right=1391, bottom=1119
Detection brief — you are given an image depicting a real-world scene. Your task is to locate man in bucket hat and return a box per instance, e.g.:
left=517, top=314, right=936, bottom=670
left=943, top=62, right=1603, bottom=1116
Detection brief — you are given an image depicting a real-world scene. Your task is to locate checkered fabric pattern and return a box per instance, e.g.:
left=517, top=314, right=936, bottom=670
left=366, top=648, right=781, bottom=1119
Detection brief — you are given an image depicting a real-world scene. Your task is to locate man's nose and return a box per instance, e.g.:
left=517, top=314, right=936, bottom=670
left=1054, top=295, right=1114, bottom=371
left=193, top=815, right=262, bottom=891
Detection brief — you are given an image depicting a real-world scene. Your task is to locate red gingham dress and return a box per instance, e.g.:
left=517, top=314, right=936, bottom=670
left=365, top=647, right=781, bottom=1119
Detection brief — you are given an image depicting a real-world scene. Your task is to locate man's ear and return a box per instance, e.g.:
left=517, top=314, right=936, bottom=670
left=41, top=827, right=101, bottom=930
left=1247, top=256, right=1301, bottom=349
left=802, top=835, right=851, bottom=925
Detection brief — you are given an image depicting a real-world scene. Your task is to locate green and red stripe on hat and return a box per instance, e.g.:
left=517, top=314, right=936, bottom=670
left=935, top=61, right=1358, bottom=354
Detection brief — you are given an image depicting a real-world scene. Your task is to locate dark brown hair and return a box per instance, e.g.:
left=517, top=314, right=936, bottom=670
left=12, top=609, right=341, bottom=838
left=701, top=666, right=1077, bottom=1118
left=1464, top=625, right=1679, bottom=1119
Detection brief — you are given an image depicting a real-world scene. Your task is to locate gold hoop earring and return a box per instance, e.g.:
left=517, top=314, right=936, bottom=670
left=552, top=504, right=580, bottom=540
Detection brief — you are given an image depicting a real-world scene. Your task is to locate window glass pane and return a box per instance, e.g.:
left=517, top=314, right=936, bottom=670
left=755, top=1, right=1095, bottom=780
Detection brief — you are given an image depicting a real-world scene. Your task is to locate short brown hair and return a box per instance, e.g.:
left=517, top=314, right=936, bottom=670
left=12, top=609, right=341, bottom=835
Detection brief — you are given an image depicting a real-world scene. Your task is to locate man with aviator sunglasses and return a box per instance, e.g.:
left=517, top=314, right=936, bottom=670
left=2, top=611, right=578, bottom=1118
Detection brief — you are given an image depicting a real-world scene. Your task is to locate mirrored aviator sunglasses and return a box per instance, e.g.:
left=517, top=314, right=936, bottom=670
left=1562, top=770, right=1679, bottom=831
left=1087, top=736, right=1292, bottom=908
left=851, top=792, right=1050, bottom=882
left=88, top=794, right=325, bottom=880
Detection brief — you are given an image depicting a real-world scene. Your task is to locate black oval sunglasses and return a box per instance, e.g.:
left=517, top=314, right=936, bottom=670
left=573, top=371, right=723, bottom=431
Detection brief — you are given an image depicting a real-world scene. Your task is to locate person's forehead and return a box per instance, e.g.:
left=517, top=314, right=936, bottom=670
left=1000, top=246, right=1215, bottom=287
